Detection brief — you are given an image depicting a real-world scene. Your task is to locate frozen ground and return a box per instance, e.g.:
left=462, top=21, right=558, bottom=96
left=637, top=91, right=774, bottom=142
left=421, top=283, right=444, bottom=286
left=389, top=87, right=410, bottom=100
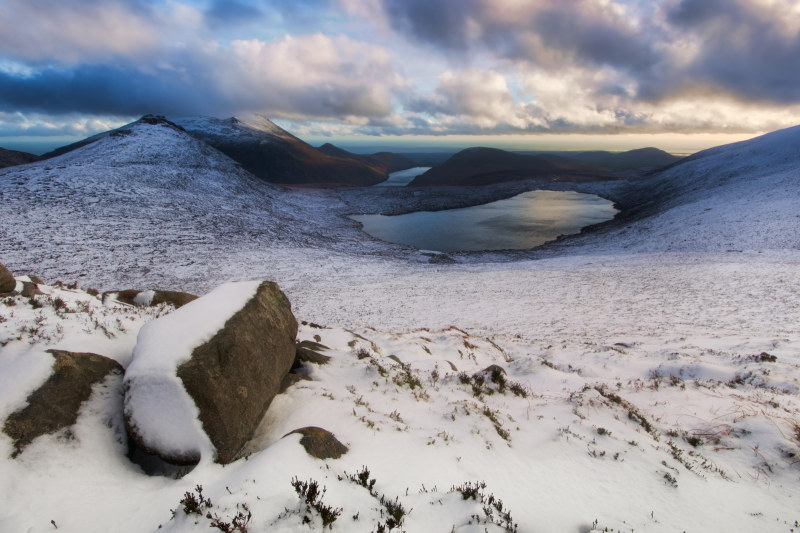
left=0, top=119, right=799, bottom=532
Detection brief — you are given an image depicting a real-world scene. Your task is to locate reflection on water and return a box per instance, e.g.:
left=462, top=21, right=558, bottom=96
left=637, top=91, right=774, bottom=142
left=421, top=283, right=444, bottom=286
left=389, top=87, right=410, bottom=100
left=374, top=167, right=431, bottom=187
left=351, top=190, right=618, bottom=252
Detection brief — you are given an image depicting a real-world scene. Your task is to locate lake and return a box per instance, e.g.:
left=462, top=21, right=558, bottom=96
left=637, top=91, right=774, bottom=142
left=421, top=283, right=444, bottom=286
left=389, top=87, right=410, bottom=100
left=374, top=167, right=431, bottom=186
left=351, top=190, right=618, bottom=252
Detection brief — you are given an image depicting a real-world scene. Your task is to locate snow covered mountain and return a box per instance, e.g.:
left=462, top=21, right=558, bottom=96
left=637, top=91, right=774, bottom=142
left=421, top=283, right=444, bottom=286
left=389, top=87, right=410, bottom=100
left=555, top=124, right=800, bottom=254
left=172, top=116, right=390, bottom=186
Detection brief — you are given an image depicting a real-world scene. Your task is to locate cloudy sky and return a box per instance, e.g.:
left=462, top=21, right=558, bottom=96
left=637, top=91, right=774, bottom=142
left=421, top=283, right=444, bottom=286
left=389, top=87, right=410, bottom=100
left=2, top=0, right=800, bottom=153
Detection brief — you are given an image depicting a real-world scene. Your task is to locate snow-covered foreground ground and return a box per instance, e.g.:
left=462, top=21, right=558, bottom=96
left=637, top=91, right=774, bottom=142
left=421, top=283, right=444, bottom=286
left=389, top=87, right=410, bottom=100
left=1, top=267, right=799, bottom=532
left=1, top=119, right=799, bottom=532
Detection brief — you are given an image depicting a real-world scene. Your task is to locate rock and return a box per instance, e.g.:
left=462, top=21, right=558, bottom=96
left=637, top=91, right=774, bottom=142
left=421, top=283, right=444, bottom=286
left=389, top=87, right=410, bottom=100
left=286, top=427, right=348, bottom=460
left=3, top=350, right=123, bottom=456
left=476, top=364, right=507, bottom=379
left=102, top=289, right=198, bottom=308
left=0, top=262, right=16, bottom=293
left=124, top=281, right=298, bottom=465
left=151, top=290, right=198, bottom=308
left=20, top=281, right=42, bottom=298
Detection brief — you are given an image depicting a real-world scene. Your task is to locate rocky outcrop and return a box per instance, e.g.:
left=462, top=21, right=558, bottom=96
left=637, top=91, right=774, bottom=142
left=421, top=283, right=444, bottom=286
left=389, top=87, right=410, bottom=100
left=286, top=426, right=348, bottom=460
left=3, top=350, right=123, bottom=456
left=0, top=263, right=16, bottom=293
left=124, top=281, right=298, bottom=465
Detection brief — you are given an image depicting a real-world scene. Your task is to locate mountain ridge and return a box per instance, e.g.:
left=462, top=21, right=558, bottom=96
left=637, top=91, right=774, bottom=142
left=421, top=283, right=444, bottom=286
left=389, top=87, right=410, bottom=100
left=172, top=116, right=390, bottom=186
left=409, top=146, right=610, bottom=186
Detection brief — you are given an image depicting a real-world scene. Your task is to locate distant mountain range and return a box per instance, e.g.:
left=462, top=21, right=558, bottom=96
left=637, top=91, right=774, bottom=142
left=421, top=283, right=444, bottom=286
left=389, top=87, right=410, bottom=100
left=410, top=146, right=682, bottom=186
left=29, top=115, right=684, bottom=187
left=0, top=147, right=39, bottom=169
left=316, top=143, right=415, bottom=175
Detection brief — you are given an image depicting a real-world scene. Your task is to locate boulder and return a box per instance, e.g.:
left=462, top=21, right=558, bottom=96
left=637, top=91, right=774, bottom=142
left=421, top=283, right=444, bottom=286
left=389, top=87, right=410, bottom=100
left=102, top=289, right=198, bottom=308
left=20, top=281, right=42, bottom=298
left=124, top=281, right=298, bottom=465
left=286, top=427, right=348, bottom=459
left=0, top=262, right=16, bottom=293
left=3, top=350, right=123, bottom=456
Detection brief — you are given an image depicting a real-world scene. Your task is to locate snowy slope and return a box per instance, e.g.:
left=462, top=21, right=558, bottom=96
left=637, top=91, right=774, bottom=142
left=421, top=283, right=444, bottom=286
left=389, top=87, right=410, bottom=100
left=560, top=125, right=800, bottom=254
left=0, top=116, right=409, bottom=290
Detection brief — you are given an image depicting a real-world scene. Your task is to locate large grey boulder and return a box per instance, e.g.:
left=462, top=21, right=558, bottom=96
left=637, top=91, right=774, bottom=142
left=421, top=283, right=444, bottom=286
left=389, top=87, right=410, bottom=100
left=0, top=263, right=16, bottom=293
left=124, top=281, right=297, bottom=465
left=3, top=350, right=123, bottom=456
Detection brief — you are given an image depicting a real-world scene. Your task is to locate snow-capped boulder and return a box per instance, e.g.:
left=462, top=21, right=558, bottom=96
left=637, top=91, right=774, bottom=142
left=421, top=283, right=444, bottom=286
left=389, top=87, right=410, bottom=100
left=123, top=280, right=298, bottom=465
left=0, top=263, right=15, bottom=293
left=3, top=349, right=123, bottom=457
left=102, top=289, right=198, bottom=309
left=286, top=426, right=348, bottom=460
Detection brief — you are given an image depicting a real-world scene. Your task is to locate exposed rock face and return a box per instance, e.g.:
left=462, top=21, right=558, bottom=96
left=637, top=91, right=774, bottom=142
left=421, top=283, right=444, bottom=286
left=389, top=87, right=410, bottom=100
left=0, top=263, right=15, bottom=293
left=286, top=426, right=348, bottom=459
left=3, top=350, right=123, bottom=456
left=124, top=281, right=298, bottom=466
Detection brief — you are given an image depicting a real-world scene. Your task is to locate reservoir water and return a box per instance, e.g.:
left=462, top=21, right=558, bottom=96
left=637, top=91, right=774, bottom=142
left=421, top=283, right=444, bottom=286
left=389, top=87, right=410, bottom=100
left=374, top=166, right=431, bottom=186
left=351, top=190, right=618, bottom=252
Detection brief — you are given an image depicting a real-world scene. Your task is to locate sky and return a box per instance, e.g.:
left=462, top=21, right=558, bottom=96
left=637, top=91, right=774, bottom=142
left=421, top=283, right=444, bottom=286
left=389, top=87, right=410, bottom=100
left=1, top=0, right=800, bottom=154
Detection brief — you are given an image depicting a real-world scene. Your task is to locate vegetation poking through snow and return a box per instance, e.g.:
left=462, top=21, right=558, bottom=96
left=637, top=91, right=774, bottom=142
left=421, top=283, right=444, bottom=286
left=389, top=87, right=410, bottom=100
left=171, top=485, right=251, bottom=533
left=452, top=481, right=519, bottom=532
left=291, top=477, right=342, bottom=529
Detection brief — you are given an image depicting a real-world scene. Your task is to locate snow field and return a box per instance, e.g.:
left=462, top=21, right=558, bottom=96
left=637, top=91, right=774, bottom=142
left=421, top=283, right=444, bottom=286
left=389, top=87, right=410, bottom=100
left=2, top=281, right=798, bottom=531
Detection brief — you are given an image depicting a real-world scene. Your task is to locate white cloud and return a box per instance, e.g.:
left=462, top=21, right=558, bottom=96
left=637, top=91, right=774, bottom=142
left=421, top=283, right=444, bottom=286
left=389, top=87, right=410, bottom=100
left=0, top=0, right=194, bottom=65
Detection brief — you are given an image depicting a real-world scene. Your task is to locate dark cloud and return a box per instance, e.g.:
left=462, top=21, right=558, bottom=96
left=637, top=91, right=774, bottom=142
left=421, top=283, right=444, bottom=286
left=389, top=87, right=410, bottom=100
left=381, top=0, right=658, bottom=73
left=645, top=0, right=800, bottom=103
left=0, top=66, right=209, bottom=116
left=525, top=6, right=657, bottom=73
left=382, top=0, right=480, bottom=50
